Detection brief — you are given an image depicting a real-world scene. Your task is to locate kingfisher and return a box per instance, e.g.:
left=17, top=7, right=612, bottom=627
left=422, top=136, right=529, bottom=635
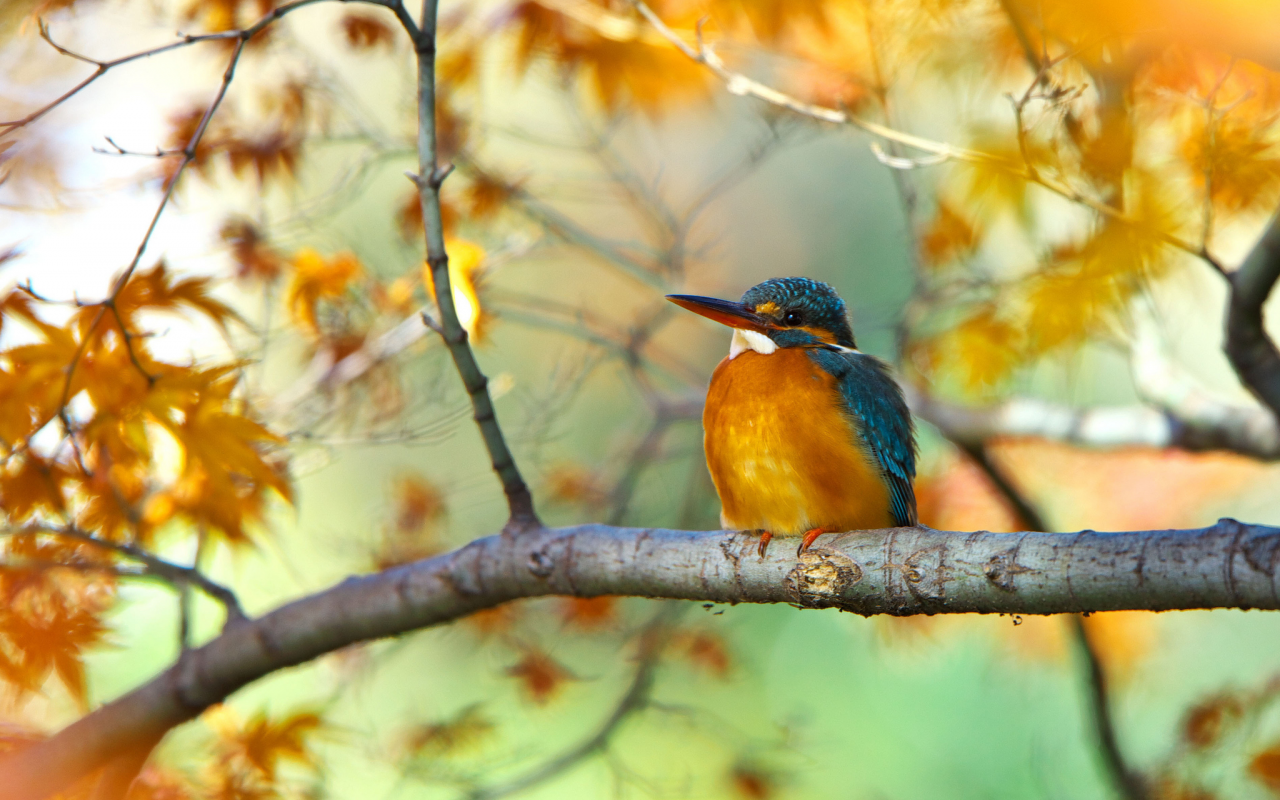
left=668, top=277, right=917, bottom=558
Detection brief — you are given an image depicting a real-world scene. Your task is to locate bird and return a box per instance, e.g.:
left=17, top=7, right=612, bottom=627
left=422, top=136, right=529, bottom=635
left=667, top=277, right=917, bottom=558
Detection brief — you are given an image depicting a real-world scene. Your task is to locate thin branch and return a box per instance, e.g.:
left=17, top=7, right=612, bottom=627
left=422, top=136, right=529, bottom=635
left=406, top=1, right=539, bottom=530
left=1, top=0, right=340, bottom=134
left=1225, top=210, right=1280, bottom=419
left=949, top=435, right=1146, bottom=800
left=19, top=526, right=246, bottom=622
left=4, top=519, right=1280, bottom=799
left=1070, top=616, right=1149, bottom=800
left=465, top=603, right=682, bottom=800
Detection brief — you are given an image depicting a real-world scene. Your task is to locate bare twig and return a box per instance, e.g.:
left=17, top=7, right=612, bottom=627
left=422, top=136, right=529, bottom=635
left=15, top=526, right=246, bottom=622
left=1070, top=616, right=1149, bottom=800
left=404, top=0, right=539, bottom=530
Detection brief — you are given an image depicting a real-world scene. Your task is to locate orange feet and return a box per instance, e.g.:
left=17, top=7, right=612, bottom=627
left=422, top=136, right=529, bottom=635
left=756, top=530, right=773, bottom=559
left=796, top=528, right=827, bottom=556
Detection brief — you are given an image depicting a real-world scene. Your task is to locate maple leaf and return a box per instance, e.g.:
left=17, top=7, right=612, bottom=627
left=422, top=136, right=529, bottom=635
left=1, top=454, right=72, bottom=522
left=464, top=602, right=521, bottom=637
left=543, top=462, right=609, bottom=510
left=731, top=762, right=778, bottom=800
left=209, top=707, right=324, bottom=780
left=919, top=200, right=978, bottom=268
left=424, top=239, right=489, bottom=341
left=1181, top=693, right=1242, bottom=749
left=914, top=304, right=1025, bottom=393
left=464, top=171, right=521, bottom=220
left=339, top=12, right=395, bottom=50
left=1251, top=744, right=1280, bottom=793
left=392, top=474, right=446, bottom=533
left=108, top=261, right=243, bottom=332
left=0, top=567, right=114, bottom=704
left=506, top=647, right=576, bottom=704
left=397, top=189, right=459, bottom=240
left=286, top=248, right=363, bottom=335
left=224, top=129, right=302, bottom=187
left=558, top=596, right=617, bottom=630
left=400, top=704, right=494, bottom=761
left=221, top=218, right=283, bottom=283
left=676, top=629, right=731, bottom=678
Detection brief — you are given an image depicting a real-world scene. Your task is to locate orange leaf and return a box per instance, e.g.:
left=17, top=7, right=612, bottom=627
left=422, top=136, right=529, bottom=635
left=221, top=219, right=283, bottom=283
left=1182, top=694, right=1242, bottom=749
left=339, top=12, right=395, bottom=50
left=1252, top=744, right=1280, bottom=793
left=506, top=648, right=575, bottom=704
left=400, top=704, right=494, bottom=760
left=286, top=248, right=363, bottom=334
left=558, top=596, right=617, bottom=630
left=209, top=707, right=324, bottom=780
left=1, top=454, right=72, bottom=521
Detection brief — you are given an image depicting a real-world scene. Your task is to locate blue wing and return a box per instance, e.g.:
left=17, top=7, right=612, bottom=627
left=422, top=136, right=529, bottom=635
left=809, top=348, right=918, bottom=527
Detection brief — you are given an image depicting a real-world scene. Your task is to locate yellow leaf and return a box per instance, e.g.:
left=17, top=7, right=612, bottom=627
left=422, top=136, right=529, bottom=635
left=286, top=248, right=363, bottom=334
left=424, top=239, right=489, bottom=341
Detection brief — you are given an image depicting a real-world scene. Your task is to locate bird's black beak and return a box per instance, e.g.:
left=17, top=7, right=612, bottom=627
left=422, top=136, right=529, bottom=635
left=666, top=294, right=775, bottom=333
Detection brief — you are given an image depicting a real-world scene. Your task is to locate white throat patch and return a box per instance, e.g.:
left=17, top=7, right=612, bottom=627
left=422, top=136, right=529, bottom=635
left=729, top=328, right=777, bottom=359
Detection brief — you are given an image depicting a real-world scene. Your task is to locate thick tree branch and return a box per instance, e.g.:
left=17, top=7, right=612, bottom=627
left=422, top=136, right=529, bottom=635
left=4, top=520, right=1280, bottom=799
left=1226, top=211, right=1280, bottom=420
left=405, top=1, right=538, bottom=530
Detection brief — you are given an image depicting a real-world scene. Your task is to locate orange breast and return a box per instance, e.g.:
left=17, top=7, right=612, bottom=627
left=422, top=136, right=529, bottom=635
left=703, top=349, right=892, bottom=536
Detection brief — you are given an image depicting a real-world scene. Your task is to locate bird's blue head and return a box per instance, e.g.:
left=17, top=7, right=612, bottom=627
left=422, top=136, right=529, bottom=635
left=667, top=277, right=857, bottom=354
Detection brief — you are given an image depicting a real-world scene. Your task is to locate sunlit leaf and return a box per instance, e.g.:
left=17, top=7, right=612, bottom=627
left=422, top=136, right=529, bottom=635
left=286, top=248, right=363, bottom=334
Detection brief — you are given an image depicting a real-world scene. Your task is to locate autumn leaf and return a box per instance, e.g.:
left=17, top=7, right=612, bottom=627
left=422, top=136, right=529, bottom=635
left=1181, top=693, right=1242, bottom=749
left=424, top=239, right=489, bottom=341
left=400, top=703, right=494, bottom=760
left=286, top=248, right=363, bottom=334
left=0, top=563, right=114, bottom=704
left=558, top=596, right=617, bottom=630
left=919, top=200, right=978, bottom=268
left=675, top=629, right=731, bottom=678
left=221, top=218, right=283, bottom=283
left=544, top=462, right=610, bottom=510
left=339, top=12, right=395, bottom=50
left=107, top=261, right=243, bottom=332
left=1251, top=743, right=1280, bottom=794
left=506, top=647, right=575, bottom=704
left=464, top=171, right=521, bottom=219
left=392, top=474, right=447, bottom=533
left=465, top=602, right=521, bottom=637
left=208, top=706, right=324, bottom=780
left=731, top=762, right=778, bottom=800
left=1, top=454, right=72, bottom=522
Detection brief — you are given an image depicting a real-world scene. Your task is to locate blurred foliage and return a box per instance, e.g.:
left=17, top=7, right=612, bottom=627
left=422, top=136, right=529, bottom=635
left=2, top=0, right=1280, bottom=798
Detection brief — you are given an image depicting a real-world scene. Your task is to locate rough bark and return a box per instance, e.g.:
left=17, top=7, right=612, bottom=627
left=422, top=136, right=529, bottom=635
left=3, top=520, right=1280, bottom=799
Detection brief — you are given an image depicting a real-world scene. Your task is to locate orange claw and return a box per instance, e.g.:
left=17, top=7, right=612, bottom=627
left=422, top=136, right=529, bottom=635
left=756, top=530, right=773, bottom=559
left=796, top=527, right=827, bottom=556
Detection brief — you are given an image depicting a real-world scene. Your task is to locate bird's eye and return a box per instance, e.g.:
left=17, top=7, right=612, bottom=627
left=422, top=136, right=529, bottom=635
left=783, top=310, right=803, bottom=326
